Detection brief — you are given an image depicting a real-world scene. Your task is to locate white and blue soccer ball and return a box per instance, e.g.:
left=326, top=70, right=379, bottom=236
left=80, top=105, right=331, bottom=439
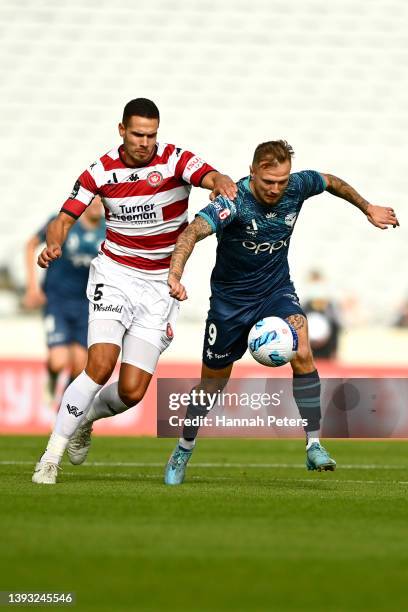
left=248, top=316, right=298, bottom=367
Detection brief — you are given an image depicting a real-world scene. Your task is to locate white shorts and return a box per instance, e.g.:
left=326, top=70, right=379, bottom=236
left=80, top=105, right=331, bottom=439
left=87, top=254, right=179, bottom=357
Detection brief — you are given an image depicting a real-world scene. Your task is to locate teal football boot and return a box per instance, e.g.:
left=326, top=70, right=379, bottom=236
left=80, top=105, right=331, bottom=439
left=164, top=445, right=194, bottom=485
left=306, top=442, right=336, bottom=471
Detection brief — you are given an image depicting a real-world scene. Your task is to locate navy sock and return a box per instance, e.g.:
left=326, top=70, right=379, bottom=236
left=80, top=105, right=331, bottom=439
left=293, top=370, right=321, bottom=432
left=182, top=396, right=210, bottom=441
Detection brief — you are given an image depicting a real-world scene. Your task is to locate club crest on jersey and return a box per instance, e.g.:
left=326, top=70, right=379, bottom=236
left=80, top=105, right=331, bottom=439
left=166, top=322, right=174, bottom=339
left=219, top=209, right=230, bottom=220
left=147, top=171, right=163, bottom=187
left=285, top=212, right=297, bottom=227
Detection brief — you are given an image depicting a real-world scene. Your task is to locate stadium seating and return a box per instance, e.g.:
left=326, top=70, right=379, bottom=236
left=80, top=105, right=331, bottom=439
left=0, top=0, right=406, bottom=323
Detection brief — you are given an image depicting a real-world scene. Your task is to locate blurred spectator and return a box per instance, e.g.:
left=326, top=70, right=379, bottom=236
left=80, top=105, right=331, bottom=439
left=393, top=298, right=408, bottom=328
left=302, top=269, right=342, bottom=359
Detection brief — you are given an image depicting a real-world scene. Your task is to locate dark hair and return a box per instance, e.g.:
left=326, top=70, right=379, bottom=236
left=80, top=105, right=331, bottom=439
left=122, top=98, right=160, bottom=125
left=252, top=140, right=294, bottom=168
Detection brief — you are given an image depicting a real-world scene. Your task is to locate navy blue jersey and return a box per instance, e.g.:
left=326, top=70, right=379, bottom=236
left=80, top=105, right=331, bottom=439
left=197, top=171, right=326, bottom=303
left=38, top=217, right=105, bottom=300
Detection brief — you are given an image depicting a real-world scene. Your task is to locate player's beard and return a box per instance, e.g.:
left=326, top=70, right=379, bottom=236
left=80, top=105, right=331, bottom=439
left=127, top=146, right=155, bottom=166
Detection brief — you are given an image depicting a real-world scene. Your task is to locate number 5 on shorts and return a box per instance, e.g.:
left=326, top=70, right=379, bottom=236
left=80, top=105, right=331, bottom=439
left=94, top=283, right=104, bottom=302
left=208, top=322, right=217, bottom=346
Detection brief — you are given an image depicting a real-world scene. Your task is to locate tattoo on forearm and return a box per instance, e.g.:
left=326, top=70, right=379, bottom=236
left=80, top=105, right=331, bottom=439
left=286, top=314, right=306, bottom=331
left=325, top=174, right=369, bottom=214
left=169, top=217, right=213, bottom=280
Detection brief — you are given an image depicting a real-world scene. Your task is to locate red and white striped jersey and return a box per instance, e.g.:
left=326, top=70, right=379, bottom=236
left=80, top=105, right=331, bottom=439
left=61, top=143, right=216, bottom=279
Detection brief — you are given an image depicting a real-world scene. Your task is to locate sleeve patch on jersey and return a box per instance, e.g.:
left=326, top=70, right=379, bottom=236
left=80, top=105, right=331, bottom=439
left=185, top=155, right=205, bottom=174
left=214, top=199, right=236, bottom=216
left=69, top=180, right=81, bottom=200
left=219, top=208, right=231, bottom=220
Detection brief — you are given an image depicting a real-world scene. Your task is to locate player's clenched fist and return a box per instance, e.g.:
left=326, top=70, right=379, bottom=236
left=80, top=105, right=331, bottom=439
left=37, top=244, right=62, bottom=268
left=167, top=273, right=188, bottom=301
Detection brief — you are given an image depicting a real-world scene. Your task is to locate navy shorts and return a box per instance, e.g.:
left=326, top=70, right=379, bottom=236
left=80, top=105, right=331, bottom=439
left=202, top=284, right=305, bottom=369
left=43, top=297, right=88, bottom=348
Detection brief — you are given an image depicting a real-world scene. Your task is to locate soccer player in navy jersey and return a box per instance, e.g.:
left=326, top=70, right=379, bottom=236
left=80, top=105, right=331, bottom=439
left=164, top=140, right=399, bottom=485
left=24, top=197, right=105, bottom=404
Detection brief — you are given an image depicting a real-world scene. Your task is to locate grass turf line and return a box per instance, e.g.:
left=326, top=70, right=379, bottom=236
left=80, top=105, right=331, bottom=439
left=0, top=437, right=407, bottom=612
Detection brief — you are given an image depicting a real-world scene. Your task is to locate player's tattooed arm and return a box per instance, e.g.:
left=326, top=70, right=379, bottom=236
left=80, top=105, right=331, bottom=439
left=168, top=216, right=213, bottom=301
left=170, top=217, right=213, bottom=280
left=286, top=314, right=306, bottom=331
left=321, top=173, right=399, bottom=230
left=322, top=173, right=370, bottom=214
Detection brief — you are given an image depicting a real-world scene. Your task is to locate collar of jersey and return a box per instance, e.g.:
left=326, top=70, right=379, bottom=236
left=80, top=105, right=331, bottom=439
left=243, top=176, right=252, bottom=193
left=242, top=176, right=262, bottom=206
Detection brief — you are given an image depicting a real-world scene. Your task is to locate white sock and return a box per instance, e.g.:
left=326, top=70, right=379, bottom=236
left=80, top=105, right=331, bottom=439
left=85, top=382, right=130, bottom=423
left=40, top=371, right=102, bottom=464
left=179, top=437, right=196, bottom=451
left=306, top=430, right=320, bottom=450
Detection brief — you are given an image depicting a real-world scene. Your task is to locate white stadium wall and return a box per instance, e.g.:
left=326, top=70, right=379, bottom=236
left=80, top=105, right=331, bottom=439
left=0, top=0, right=407, bottom=326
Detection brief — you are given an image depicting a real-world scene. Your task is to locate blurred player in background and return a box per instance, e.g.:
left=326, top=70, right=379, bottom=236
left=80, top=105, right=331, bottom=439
left=23, top=197, right=105, bottom=404
left=32, top=97, right=236, bottom=484
left=164, top=140, right=399, bottom=485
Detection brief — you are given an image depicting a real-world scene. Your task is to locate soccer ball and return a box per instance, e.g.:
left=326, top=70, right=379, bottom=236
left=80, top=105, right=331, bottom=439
left=248, top=316, right=298, bottom=367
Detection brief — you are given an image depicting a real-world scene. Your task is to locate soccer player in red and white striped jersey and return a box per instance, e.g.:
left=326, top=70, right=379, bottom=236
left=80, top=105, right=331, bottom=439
left=62, top=130, right=221, bottom=276
left=32, top=98, right=237, bottom=484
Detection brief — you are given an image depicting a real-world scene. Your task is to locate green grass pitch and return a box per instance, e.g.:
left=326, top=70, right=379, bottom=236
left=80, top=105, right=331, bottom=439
left=1, top=437, right=408, bottom=612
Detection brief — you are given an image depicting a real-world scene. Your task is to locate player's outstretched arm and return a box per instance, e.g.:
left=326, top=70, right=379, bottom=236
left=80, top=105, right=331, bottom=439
left=201, top=171, right=237, bottom=201
left=23, top=234, right=46, bottom=308
left=322, top=173, right=400, bottom=229
left=168, top=216, right=214, bottom=301
left=37, top=212, right=76, bottom=268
